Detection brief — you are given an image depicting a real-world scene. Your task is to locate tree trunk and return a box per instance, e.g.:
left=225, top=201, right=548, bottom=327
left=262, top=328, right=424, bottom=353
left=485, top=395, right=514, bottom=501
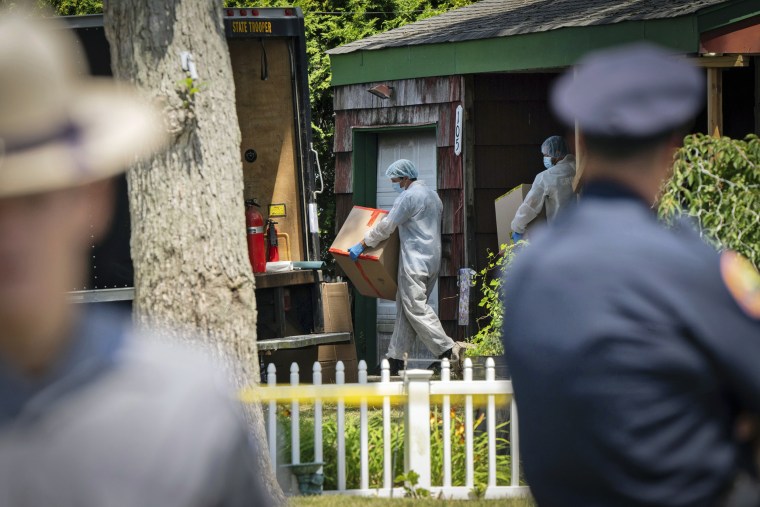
left=103, top=2, right=285, bottom=504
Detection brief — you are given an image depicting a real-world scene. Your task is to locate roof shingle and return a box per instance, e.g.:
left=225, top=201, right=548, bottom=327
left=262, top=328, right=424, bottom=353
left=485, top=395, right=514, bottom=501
left=328, top=0, right=728, bottom=55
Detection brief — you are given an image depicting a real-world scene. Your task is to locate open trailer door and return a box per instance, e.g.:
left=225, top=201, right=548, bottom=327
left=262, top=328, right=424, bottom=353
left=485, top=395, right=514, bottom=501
left=63, top=8, right=349, bottom=365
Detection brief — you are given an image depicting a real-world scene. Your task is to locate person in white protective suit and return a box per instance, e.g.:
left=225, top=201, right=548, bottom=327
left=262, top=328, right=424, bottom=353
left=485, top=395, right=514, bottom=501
left=347, top=160, right=460, bottom=375
left=510, top=136, right=577, bottom=242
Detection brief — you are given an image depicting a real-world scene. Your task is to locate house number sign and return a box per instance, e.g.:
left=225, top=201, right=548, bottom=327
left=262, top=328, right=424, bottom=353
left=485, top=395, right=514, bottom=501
left=454, top=105, right=463, bottom=156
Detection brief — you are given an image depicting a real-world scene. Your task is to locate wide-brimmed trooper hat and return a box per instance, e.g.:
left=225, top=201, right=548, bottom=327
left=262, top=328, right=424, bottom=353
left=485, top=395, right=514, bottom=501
left=0, top=13, right=166, bottom=198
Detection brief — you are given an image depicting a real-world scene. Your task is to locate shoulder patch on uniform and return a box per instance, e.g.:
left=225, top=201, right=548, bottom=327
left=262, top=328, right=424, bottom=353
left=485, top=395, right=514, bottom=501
left=721, top=251, right=760, bottom=319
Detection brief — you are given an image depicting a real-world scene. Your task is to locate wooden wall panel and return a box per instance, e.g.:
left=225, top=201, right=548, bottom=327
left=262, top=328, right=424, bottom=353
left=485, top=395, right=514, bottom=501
left=375, top=106, right=439, bottom=127
left=333, top=111, right=356, bottom=153
left=335, top=194, right=354, bottom=234
left=442, top=320, right=466, bottom=342
left=335, top=152, right=353, bottom=194
left=700, top=16, right=760, bottom=55
left=440, top=233, right=464, bottom=277
left=440, top=189, right=464, bottom=235
left=334, top=105, right=446, bottom=153
left=475, top=73, right=559, bottom=102
left=334, top=76, right=463, bottom=111
left=436, top=102, right=458, bottom=148
left=438, top=276, right=459, bottom=321
left=444, top=76, right=464, bottom=103
left=438, top=146, right=463, bottom=190
left=473, top=188, right=506, bottom=234
left=336, top=102, right=463, bottom=158
left=475, top=233, right=499, bottom=269
left=473, top=100, right=559, bottom=146
left=474, top=145, right=543, bottom=189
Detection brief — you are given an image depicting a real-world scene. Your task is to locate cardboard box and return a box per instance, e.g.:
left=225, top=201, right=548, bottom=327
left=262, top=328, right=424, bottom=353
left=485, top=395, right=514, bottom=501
left=329, top=206, right=399, bottom=301
left=318, top=359, right=358, bottom=384
left=266, top=347, right=318, bottom=382
left=494, top=184, right=546, bottom=248
left=266, top=349, right=357, bottom=384
left=317, top=281, right=358, bottom=382
left=321, top=282, right=353, bottom=334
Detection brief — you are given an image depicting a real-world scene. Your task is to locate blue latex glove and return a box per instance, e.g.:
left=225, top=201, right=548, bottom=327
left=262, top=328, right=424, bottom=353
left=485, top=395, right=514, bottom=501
left=511, top=232, right=523, bottom=243
left=348, top=242, right=365, bottom=261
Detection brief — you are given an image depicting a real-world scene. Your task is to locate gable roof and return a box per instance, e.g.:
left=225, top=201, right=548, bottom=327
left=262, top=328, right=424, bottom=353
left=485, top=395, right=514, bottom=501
left=329, top=0, right=728, bottom=55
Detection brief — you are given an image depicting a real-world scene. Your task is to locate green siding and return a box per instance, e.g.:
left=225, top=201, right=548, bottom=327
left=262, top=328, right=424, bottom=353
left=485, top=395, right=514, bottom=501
left=331, top=16, right=698, bottom=86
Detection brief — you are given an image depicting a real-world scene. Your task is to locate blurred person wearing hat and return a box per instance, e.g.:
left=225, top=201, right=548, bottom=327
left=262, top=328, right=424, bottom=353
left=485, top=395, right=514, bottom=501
left=348, top=159, right=461, bottom=375
left=0, top=13, right=271, bottom=507
left=503, top=43, right=760, bottom=507
left=510, top=135, right=576, bottom=243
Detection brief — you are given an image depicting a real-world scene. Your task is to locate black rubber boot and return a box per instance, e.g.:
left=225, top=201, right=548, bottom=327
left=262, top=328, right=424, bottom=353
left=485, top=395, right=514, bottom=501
left=427, top=360, right=442, bottom=375
left=388, top=358, right=403, bottom=376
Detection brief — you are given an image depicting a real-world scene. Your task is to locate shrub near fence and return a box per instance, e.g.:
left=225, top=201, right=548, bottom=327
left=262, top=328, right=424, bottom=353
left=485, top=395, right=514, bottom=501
left=260, top=358, right=528, bottom=499
left=278, top=405, right=513, bottom=491
left=278, top=409, right=403, bottom=490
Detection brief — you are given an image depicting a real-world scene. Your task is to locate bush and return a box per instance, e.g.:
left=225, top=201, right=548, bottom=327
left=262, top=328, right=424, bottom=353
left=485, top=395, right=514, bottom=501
left=429, top=406, right=513, bottom=487
left=278, top=408, right=404, bottom=491
left=466, top=243, right=521, bottom=357
left=660, top=133, right=760, bottom=268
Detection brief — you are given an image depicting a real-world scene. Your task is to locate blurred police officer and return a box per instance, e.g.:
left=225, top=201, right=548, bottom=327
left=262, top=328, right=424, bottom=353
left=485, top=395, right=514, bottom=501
left=0, top=13, right=271, bottom=507
left=504, top=43, right=760, bottom=507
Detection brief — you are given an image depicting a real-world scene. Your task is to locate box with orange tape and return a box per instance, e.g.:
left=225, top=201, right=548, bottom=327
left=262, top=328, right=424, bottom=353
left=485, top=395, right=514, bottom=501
left=328, top=206, right=399, bottom=301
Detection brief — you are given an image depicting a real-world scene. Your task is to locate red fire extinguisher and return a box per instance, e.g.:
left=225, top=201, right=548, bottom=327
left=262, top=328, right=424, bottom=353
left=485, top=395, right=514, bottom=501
left=266, top=219, right=280, bottom=262
left=245, top=199, right=266, bottom=273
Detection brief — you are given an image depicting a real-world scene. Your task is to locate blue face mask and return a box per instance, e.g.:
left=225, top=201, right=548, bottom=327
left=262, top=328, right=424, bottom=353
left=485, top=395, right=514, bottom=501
left=543, top=156, right=554, bottom=169
left=392, top=181, right=403, bottom=193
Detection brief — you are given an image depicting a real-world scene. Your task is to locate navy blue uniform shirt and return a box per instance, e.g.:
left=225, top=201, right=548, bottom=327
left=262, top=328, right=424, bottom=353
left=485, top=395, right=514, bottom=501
left=0, top=308, right=271, bottom=507
left=0, top=308, right=127, bottom=424
left=503, top=181, right=760, bottom=507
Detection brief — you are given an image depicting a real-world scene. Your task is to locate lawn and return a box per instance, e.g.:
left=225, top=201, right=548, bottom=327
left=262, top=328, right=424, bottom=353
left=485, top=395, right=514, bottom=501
left=290, top=496, right=536, bottom=507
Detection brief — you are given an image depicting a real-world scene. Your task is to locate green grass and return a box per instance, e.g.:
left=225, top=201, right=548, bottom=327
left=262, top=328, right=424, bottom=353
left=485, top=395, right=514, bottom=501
left=289, top=497, right=536, bottom=506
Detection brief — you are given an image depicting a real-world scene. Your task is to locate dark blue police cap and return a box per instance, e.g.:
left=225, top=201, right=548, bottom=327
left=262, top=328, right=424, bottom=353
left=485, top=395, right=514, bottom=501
left=551, top=43, right=703, bottom=137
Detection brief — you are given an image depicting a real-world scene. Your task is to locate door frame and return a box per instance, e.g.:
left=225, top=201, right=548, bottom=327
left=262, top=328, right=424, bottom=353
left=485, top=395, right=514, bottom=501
left=351, top=124, right=438, bottom=372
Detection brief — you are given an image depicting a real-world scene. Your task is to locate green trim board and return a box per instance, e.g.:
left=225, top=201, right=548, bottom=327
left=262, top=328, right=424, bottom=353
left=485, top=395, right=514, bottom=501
left=331, top=16, right=698, bottom=86
left=698, top=0, right=760, bottom=33
left=351, top=132, right=378, bottom=205
left=351, top=131, right=378, bottom=372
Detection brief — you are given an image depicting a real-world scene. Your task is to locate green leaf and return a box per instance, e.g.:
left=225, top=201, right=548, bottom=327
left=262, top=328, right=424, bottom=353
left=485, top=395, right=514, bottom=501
left=660, top=133, right=760, bottom=269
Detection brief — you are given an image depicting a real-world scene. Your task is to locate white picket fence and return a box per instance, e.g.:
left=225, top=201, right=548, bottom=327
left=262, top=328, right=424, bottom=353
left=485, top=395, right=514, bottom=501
left=262, top=357, right=530, bottom=499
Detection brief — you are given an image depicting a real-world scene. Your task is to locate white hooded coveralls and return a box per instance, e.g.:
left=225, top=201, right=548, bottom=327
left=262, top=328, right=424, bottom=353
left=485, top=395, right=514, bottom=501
left=364, top=181, right=454, bottom=360
left=511, top=154, right=577, bottom=234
